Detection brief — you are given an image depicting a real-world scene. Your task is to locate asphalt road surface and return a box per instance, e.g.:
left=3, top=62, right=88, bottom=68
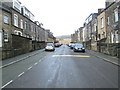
left=2, top=45, right=118, bottom=88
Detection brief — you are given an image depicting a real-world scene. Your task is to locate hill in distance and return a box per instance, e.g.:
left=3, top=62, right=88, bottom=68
left=56, top=35, right=71, bottom=39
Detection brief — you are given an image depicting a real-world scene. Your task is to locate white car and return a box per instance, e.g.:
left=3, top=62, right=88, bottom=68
left=45, top=43, right=55, bottom=51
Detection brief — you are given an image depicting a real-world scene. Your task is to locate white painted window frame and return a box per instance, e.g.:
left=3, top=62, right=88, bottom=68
left=14, top=14, right=18, bottom=27
left=0, top=32, right=2, bottom=47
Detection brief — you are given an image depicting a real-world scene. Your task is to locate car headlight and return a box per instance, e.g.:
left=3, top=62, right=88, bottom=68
left=82, top=48, right=85, bottom=49
left=75, top=47, right=78, bottom=49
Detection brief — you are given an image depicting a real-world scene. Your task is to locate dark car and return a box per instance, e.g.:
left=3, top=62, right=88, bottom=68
left=55, top=43, right=61, bottom=47
left=73, top=44, right=85, bottom=52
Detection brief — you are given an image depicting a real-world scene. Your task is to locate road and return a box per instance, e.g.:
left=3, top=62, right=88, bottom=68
left=2, top=45, right=118, bottom=88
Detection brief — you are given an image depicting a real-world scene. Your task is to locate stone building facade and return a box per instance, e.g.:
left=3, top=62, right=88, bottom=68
left=97, top=11, right=107, bottom=41
left=45, top=29, right=56, bottom=43
left=105, top=1, right=120, bottom=43
left=71, top=0, right=120, bottom=57
left=77, top=27, right=83, bottom=43
left=71, top=34, right=75, bottom=43
left=1, top=0, right=55, bottom=59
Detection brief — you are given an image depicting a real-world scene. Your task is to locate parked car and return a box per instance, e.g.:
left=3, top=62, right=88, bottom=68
left=55, top=43, right=61, bottom=47
left=73, top=44, right=85, bottom=52
left=70, top=43, right=76, bottom=49
left=45, top=43, right=55, bottom=51
left=68, top=43, right=72, bottom=47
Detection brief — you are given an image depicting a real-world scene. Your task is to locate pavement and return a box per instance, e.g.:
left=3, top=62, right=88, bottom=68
left=86, top=49, right=120, bottom=66
left=1, top=49, right=44, bottom=68
left=1, top=45, right=118, bottom=88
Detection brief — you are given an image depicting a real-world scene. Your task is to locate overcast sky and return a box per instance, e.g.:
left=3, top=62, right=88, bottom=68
left=20, top=0, right=105, bottom=36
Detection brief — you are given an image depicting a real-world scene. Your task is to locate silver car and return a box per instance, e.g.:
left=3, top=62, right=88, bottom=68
left=45, top=43, right=55, bottom=51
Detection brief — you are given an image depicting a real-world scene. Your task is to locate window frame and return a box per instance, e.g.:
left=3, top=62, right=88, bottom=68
left=4, top=15, right=9, bottom=24
left=111, top=32, right=114, bottom=43
left=14, top=14, right=18, bottom=27
left=101, top=17, right=104, bottom=28
left=115, top=30, right=119, bottom=43
left=24, top=21, right=27, bottom=30
left=0, top=32, right=2, bottom=47
left=20, top=19, right=23, bottom=29
left=107, top=16, right=110, bottom=25
left=94, top=23, right=97, bottom=32
left=4, top=32, right=8, bottom=42
left=114, top=8, right=118, bottom=22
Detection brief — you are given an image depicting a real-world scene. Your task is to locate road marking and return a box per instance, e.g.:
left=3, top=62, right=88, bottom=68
left=52, top=55, right=91, bottom=57
left=1, top=80, right=13, bottom=88
left=28, top=66, right=33, bottom=70
left=18, top=72, right=25, bottom=77
left=34, top=62, right=38, bottom=65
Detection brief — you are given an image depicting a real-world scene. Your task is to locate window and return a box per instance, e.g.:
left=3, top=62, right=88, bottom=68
left=14, top=0, right=21, bottom=12
left=4, top=32, right=8, bottom=42
left=24, top=21, right=27, bottom=30
left=29, top=24, right=31, bottom=31
left=4, top=15, right=8, bottom=24
left=31, top=25, right=33, bottom=31
left=20, top=19, right=23, bottom=29
left=102, top=32, right=105, bottom=39
left=98, top=34, right=101, bottom=40
left=94, top=23, right=97, bottom=32
left=0, top=32, right=2, bottom=47
left=14, top=14, right=18, bottom=27
left=114, top=8, right=118, bottom=22
left=101, top=17, right=104, bottom=28
left=107, top=17, right=110, bottom=25
left=25, top=10, right=30, bottom=17
left=115, top=30, right=119, bottom=43
left=111, top=32, right=114, bottom=43
left=89, top=15, right=92, bottom=22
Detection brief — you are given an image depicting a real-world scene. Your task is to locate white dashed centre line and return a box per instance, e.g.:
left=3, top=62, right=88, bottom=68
left=34, top=62, right=38, bottom=65
left=18, top=72, right=25, bottom=77
left=1, top=80, right=13, bottom=89
left=28, top=66, right=33, bottom=70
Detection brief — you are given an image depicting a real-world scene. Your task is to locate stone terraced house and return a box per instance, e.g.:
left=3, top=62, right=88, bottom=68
left=0, top=0, right=55, bottom=59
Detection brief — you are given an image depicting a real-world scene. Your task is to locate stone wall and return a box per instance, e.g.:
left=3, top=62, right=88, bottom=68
left=12, top=34, right=32, bottom=55
left=83, top=40, right=91, bottom=50
left=84, top=40, right=120, bottom=58
left=97, top=42, right=120, bottom=58
left=2, top=34, right=32, bottom=59
left=91, top=42, right=98, bottom=51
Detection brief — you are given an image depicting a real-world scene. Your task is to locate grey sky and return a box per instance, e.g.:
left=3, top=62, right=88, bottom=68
left=20, top=0, right=105, bottom=36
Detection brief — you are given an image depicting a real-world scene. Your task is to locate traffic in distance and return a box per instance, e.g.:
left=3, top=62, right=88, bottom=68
left=45, top=42, right=85, bottom=53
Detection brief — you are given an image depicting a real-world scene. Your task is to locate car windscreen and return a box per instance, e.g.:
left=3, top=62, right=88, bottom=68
left=47, top=43, right=53, bottom=46
left=75, top=44, right=83, bottom=47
